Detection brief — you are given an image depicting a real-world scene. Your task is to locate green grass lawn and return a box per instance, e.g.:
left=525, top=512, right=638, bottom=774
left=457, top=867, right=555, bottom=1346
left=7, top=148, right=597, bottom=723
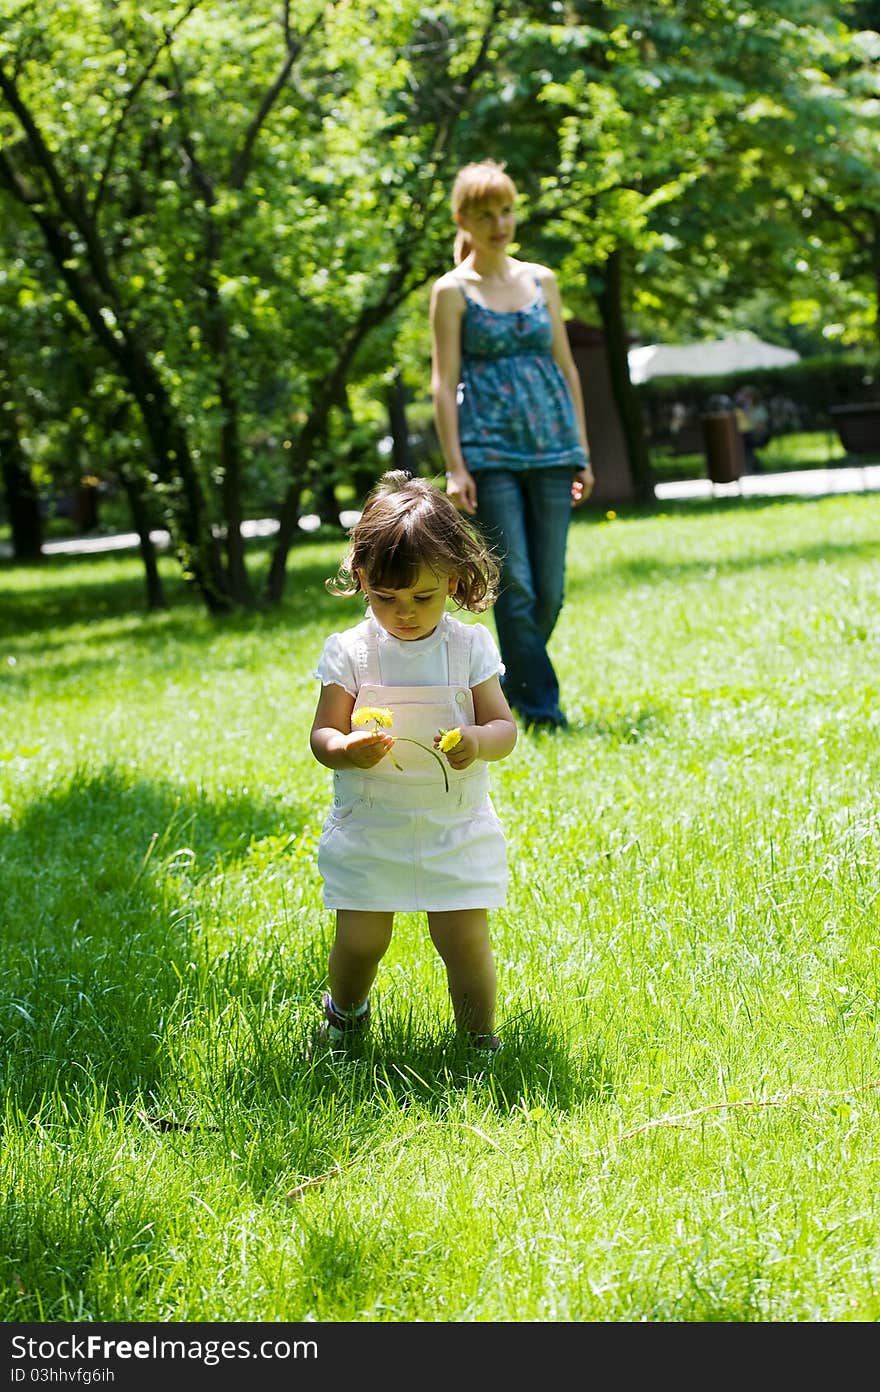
left=2, top=490, right=880, bottom=1322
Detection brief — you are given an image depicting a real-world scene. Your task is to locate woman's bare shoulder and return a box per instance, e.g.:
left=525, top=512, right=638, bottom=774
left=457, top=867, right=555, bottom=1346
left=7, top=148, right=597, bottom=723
left=522, top=260, right=558, bottom=288
left=433, top=268, right=465, bottom=294
left=430, top=271, right=466, bottom=316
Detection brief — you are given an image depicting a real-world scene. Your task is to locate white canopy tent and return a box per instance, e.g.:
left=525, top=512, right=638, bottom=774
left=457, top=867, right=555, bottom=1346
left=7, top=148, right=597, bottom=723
left=628, top=334, right=800, bottom=384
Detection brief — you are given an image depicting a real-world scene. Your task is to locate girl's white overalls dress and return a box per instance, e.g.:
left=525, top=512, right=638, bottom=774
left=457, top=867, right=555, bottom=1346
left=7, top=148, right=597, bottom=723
left=316, top=615, right=508, bottom=912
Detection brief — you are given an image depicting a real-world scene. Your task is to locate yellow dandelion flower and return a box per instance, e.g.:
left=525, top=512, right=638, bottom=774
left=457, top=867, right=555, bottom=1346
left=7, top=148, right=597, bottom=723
left=350, top=705, right=452, bottom=790
left=352, top=706, right=394, bottom=728
left=605, top=509, right=617, bottom=521
left=438, top=727, right=462, bottom=752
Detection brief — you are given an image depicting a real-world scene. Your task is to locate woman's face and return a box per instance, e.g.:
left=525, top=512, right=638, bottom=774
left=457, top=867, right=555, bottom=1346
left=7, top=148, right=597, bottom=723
left=457, top=198, right=516, bottom=255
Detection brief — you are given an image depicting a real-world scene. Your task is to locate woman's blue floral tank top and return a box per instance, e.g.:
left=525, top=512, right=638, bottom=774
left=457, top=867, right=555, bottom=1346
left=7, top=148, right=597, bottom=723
left=456, top=274, right=587, bottom=473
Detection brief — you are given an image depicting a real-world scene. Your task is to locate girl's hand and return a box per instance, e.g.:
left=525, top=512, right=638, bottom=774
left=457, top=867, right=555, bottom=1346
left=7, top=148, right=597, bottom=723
left=343, top=730, right=395, bottom=769
left=434, top=725, right=479, bottom=771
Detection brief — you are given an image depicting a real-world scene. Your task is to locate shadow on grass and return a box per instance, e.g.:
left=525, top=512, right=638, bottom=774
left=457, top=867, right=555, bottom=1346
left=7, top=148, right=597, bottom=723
left=0, top=765, right=319, bottom=1116
left=82, top=994, right=619, bottom=1214
left=6, top=500, right=879, bottom=657
left=519, top=706, right=670, bottom=746
left=0, top=540, right=346, bottom=644
left=226, top=996, right=613, bottom=1117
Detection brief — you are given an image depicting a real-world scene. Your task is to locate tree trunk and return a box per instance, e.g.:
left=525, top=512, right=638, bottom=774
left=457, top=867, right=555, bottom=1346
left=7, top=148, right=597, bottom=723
left=310, top=471, right=340, bottom=528
left=118, top=466, right=167, bottom=611
left=0, top=393, right=43, bottom=561
left=111, top=335, right=232, bottom=612
left=265, top=471, right=306, bottom=605
left=218, top=372, right=253, bottom=607
left=16, top=208, right=233, bottom=612
left=594, top=247, right=655, bottom=503
left=266, top=366, right=357, bottom=604
left=386, top=369, right=413, bottom=474
left=205, top=276, right=252, bottom=607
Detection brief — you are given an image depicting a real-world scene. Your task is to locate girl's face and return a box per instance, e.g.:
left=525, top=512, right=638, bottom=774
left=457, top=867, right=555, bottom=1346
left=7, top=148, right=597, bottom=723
left=457, top=198, right=516, bottom=255
left=358, top=561, right=458, bottom=642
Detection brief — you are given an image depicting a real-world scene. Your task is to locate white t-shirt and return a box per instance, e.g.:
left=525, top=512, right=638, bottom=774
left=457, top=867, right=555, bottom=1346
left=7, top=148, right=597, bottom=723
left=314, top=611, right=503, bottom=697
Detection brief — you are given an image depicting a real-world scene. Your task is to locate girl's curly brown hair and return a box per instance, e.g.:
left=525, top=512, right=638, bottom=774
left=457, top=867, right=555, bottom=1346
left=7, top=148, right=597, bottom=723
left=327, top=470, right=500, bottom=612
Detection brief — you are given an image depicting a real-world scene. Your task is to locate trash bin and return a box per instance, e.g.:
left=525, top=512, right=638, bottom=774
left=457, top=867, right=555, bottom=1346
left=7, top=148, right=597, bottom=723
left=701, top=410, right=745, bottom=484
left=830, top=402, right=880, bottom=455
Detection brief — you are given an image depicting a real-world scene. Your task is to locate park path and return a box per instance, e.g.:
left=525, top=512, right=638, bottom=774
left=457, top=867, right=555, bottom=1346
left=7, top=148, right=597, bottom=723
left=2, top=464, right=879, bottom=560
left=653, top=460, right=880, bottom=503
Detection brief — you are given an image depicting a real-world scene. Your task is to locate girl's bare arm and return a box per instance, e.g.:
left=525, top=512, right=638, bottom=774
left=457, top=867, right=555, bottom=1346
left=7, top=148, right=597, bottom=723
left=310, top=683, right=394, bottom=770
left=436, top=674, right=517, bottom=771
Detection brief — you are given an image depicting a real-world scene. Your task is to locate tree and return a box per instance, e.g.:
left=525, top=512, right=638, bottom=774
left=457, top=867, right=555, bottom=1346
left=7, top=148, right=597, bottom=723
left=454, top=1, right=854, bottom=498
left=773, top=10, right=880, bottom=354
left=2, top=0, right=873, bottom=585
left=0, top=0, right=505, bottom=610
left=637, top=4, right=880, bottom=360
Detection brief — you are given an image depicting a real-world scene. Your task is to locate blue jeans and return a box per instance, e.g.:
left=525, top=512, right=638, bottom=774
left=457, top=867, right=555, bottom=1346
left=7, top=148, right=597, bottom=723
left=474, top=466, right=573, bottom=725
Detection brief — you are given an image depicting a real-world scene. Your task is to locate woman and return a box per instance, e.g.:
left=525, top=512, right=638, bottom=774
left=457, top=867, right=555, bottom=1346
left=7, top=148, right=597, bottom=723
left=430, top=159, right=594, bottom=730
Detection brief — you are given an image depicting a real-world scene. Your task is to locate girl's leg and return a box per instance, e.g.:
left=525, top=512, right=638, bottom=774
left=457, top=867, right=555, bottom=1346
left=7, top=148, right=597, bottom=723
left=329, top=910, right=394, bottom=1010
left=427, top=909, right=497, bottom=1036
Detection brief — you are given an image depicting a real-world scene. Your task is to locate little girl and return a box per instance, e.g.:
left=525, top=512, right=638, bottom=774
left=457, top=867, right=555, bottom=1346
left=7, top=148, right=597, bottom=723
left=309, top=469, right=517, bottom=1053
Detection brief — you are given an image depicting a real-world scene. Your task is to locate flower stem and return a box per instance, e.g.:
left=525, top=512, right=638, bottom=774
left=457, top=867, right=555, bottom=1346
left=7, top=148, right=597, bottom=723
left=392, top=737, right=450, bottom=792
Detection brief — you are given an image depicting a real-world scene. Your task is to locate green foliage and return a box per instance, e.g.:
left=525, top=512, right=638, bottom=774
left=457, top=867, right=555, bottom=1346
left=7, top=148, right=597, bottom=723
left=0, top=1, right=503, bottom=602
left=478, top=2, right=878, bottom=355
left=2, top=1, right=878, bottom=602
left=636, top=351, right=879, bottom=436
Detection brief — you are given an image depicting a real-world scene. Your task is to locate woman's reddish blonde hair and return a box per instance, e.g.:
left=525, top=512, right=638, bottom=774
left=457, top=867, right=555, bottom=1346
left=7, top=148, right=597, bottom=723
left=451, top=160, right=518, bottom=264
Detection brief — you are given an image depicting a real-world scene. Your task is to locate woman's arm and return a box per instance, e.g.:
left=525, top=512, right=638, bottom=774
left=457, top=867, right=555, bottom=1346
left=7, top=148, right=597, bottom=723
left=430, top=277, right=478, bottom=515
left=538, top=265, right=595, bottom=506
left=310, top=683, right=395, bottom=770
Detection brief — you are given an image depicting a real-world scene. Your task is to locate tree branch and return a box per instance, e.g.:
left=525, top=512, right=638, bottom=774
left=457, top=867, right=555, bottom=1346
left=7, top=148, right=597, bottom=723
left=229, top=5, right=329, bottom=189
left=92, top=1, right=202, bottom=217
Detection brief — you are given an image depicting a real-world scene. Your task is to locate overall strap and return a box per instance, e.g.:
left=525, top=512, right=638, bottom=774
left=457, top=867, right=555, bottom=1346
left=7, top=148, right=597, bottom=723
left=446, top=622, right=472, bottom=688
left=353, top=620, right=382, bottom=687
